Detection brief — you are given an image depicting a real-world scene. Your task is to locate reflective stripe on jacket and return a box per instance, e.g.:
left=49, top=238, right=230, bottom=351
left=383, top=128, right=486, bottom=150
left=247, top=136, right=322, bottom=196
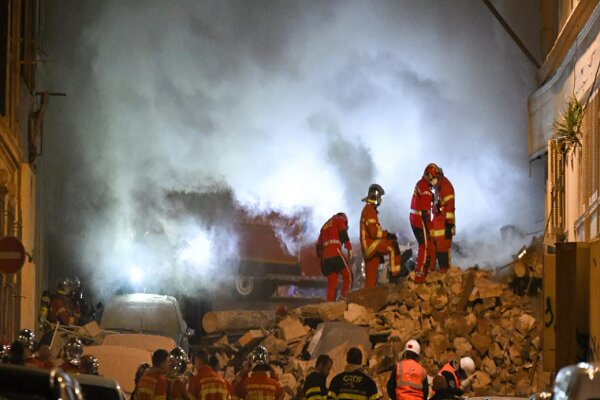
left=360, top=203, right=384, bottom=259
left=188, top=366, right=230, bottom=400
left=410, top=178, right=433, bottom=228
left=395, top=359, right=426, bottom=400
left=317, top=214, right=352, bottom=259
left=435, top=177, right=455, bottom=223
left=438, top=363, right=459, bottom=389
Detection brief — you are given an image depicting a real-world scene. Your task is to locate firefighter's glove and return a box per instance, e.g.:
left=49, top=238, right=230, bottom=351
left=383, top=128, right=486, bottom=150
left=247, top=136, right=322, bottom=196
left=316, top=244, right=323, bottom=258
left=461, top=375, right=476, bottom=390
left=445, top=223, right=455, bottom=239
left=387, top=232, right=397, bottom=241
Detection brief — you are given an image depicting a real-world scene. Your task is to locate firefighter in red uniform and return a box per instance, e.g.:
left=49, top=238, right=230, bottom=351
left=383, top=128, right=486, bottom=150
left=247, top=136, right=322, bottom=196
left=409, top=164, right=441, bottom=283
left=429, top=173, right=455, bottom=272
left=49, top=279, right=76, bottom=325
left=135, top=349, right=170, bottom=400
left=167, top=347, right=189, bottom=400
left=360, top=184, right=401, bottom=288
left=234, top=346, right=284, bottom=400
left=59, top=337, right=83, bottom=373
left=386, top=340, right=428, bottom=400
left=317, top=213, right=353, bottom=301
left=437, top=357, right=475, bottom=397
left=188, top=349, right=230, bottom=400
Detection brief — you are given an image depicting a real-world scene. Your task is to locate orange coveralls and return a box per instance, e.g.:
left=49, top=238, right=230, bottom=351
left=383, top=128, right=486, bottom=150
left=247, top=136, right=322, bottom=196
left=317, top=214, right=353, bottom=301
left=429, top=176, right=455, bottom=272
left=409, top=178, right=434, bottom=281
left=360, top=203, right=400, bottom=288
left=188, top=365, right=230, bottom=400
left=234, top=370, right=284, bottom=400
left=135, top=369, right=168, bottom=400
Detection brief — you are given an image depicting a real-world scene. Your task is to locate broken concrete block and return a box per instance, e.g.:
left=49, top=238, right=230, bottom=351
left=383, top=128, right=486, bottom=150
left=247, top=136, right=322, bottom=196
left=294, top=301, right=346, bottom=321
left=344, top=303, right=370, bottom=324
left=278, top=317, right=310, bottom=341
left=239, top=329, right=265, bottom=347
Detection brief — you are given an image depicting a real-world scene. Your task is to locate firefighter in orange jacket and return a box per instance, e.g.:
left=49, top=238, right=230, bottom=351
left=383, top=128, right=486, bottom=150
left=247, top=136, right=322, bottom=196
left=360, top=184, right=401, bottom=288
left=429, top=174, right=455, bottom=272
left=136, top=349, right=170, bottom=400
left=409, top=164, right=440, bottom=283
left=166, top=347, right=189, bottom=400
left=234, top=346, right=284, bottom=400
left=188, top=349, right=230, bottom=400
left=387, top=340, right=428, bottom=400
left=317, top=213, right=353, bottom=301
left=49, top=279, right=76, bottom=325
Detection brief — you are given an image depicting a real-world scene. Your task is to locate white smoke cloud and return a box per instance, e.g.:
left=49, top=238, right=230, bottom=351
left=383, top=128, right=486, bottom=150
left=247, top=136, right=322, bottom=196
left=41, top=0, right=544, bottom=296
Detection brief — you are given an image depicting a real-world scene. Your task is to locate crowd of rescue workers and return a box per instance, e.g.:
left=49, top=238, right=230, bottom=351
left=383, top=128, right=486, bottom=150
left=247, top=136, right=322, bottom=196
left=318, top=162, right=454, bottom=301
left=1, top=324, right=476, bottom=400
left=0, top=163, right=470, bottom=400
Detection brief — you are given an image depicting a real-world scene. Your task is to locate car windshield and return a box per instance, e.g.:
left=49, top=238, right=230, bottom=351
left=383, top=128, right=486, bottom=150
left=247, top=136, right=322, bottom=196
left=100, top=294, right=180, bottom=340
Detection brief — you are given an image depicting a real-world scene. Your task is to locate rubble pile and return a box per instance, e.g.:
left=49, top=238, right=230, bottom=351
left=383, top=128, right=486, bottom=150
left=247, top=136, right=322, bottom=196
left=204, top=267, right=542, bottom=399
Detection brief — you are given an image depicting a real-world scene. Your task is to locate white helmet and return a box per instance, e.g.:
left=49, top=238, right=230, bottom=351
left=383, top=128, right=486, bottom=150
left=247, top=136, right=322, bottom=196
left=404, top=339, right=420, bottom=356
left=460, top=356, right=475, bottom=375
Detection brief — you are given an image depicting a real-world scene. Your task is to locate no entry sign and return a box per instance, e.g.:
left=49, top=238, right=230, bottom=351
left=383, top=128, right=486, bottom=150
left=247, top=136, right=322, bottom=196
left=0, top=236, right=26, bottom=274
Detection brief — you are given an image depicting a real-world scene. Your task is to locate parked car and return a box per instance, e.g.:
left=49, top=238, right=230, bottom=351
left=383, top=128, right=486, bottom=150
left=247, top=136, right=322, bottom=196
left=70, top=372, right=127, bottom=400
left=99, top=293, right=194, bottom=352
left=0, top=364, right=83, bottom=400
left=552, top=362, right=600, bottom=400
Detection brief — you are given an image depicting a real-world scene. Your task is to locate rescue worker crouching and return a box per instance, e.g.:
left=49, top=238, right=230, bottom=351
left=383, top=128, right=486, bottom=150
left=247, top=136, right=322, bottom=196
left=233, top=346, right=284, bottom=400
left=386, top=340, right=428, bottom=400
left=188, top=349, right=230, bottom=400
left=301, top=354, right=333, bottom=400
left=317, top=213, right=353, bottom=301
left=438, top=356, right=476, bottom=397
left=360, top=184, right=402, bottom=287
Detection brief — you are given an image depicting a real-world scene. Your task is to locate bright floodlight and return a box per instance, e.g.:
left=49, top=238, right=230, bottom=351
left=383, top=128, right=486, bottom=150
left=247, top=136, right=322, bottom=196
left=130, top=267, right=143, bottom=283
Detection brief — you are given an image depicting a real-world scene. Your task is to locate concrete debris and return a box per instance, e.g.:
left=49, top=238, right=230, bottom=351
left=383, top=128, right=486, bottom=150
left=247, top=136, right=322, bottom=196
left=344, top=303, right=371, bottom=324
left=238, top=329, right=265, bottom=347
left=278, top=317, right=310, bottom=341
left=307, top=322, right=371, bottom=360
left=200, top=266, right=541, bottom=397
left=293, top=301, right=346, bottom=321
left=202, top=310, right=276, bottom=333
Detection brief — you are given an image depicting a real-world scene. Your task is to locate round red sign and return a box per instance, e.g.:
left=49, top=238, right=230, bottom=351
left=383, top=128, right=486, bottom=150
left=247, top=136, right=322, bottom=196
left=0, top=236, right=26, bottom=274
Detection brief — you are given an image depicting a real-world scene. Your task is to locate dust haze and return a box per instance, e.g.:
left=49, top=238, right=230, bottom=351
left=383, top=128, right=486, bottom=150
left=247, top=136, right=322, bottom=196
left=40, top=1, right=544, bottom=297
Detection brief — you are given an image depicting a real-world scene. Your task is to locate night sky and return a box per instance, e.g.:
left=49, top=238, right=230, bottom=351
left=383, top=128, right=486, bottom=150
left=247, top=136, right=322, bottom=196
left=40, top=1, right=545, bottom=298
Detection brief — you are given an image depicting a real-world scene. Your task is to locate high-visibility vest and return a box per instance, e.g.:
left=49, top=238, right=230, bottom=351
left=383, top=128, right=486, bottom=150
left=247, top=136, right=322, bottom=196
left=395, top=359, right=426, bottom=400
left=439, top=363, right=460, bottom=388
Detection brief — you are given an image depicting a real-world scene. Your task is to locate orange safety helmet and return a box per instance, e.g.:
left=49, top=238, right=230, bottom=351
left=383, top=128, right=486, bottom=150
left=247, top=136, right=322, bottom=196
left=423, top=163, right=443, bottom=185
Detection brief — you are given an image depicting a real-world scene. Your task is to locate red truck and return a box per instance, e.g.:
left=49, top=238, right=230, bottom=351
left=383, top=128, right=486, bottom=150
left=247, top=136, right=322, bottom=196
left=231, top=210, right=328, bottom=298
left=167, top=190, right=333, bottom=299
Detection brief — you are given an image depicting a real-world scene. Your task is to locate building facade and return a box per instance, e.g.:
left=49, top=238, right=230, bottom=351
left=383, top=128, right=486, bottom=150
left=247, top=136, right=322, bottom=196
left=529, top=0, right=600, bottom=373
left=0, top=0, right=47, bottom=343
